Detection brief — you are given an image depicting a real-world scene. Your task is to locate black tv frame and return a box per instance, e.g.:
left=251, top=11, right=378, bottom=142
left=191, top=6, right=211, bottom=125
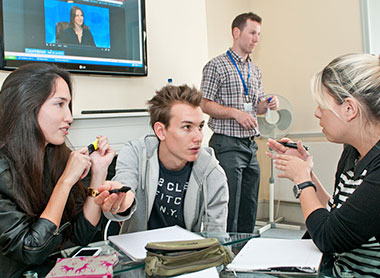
left=0, top=0, right=148, bottom=76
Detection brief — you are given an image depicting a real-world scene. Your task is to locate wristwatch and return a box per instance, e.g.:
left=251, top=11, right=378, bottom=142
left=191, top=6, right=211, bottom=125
left=293, top=181, right=316, bottom=199
left=87, top=187, right=100, bottom=197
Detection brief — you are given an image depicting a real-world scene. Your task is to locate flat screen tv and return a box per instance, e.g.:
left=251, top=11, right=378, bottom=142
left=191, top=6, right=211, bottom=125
left=0, top=0, right=147, bottom=76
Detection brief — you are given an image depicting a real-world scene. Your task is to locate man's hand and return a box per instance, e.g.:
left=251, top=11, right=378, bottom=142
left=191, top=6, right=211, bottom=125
left=235, top=110, right=258, bottom=129
left=94, top=181, right=135, bottom=214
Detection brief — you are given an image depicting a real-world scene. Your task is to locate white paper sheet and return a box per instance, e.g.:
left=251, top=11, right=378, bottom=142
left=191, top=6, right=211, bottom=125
left=173, top=267, right=219, bottom=278
left=108, top=225, right=203, bottom=261
left=227, top=238, right=323, bottom=273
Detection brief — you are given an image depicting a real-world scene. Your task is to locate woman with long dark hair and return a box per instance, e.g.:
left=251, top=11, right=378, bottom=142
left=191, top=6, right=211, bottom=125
left=0, top=63, right=134, bottom=277
left=60, top=6, right=96, bottom=46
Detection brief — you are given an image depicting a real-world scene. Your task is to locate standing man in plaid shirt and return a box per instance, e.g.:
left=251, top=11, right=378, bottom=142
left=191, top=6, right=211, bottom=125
left=201, top=12, right=278, bottom=233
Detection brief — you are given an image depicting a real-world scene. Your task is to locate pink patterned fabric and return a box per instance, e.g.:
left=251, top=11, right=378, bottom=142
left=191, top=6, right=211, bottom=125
left=46, top=253, right=118, bottom=278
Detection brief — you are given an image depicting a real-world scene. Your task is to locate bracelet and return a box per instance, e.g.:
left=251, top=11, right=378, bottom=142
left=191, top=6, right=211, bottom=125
left=87, top=187, right=100, bottom=197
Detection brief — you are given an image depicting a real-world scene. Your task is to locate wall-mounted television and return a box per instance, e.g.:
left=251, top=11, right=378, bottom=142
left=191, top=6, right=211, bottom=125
left=0, top=0, right=147, bottom=76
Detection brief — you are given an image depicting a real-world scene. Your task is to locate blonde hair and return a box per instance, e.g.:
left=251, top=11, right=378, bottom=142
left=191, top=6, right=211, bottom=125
left=311, top=53, right=380, bottom=124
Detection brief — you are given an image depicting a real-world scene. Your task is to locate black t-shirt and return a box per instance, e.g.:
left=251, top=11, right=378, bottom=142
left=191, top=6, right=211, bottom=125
left=148, top=158, right=193, bottom=230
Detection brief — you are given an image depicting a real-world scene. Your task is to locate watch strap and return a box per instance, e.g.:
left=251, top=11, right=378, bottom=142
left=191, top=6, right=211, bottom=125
left=297, top=181, right=316, bottom=191
left=293, top=181, right=316, bottom=199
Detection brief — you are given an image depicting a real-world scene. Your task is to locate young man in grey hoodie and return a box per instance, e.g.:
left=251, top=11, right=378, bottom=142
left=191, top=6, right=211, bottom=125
left=108, top=84, right=228, bottom=233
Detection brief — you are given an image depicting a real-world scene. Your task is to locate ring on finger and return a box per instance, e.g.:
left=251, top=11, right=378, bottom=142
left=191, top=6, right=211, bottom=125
left=111, top=205, right=120, bottom=212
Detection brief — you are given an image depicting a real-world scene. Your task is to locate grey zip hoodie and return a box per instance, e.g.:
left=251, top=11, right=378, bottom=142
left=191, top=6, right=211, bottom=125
left=106, top=135, right=228, bottom=233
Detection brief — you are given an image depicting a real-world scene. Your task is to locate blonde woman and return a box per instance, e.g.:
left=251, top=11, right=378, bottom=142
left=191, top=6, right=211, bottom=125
left=267, top=53, right=380, bottom=277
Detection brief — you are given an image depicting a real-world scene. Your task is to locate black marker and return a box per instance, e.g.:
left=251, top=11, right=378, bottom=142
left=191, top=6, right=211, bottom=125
left=109, top=186, right=131, bottom=194
left=278, top=141, right=309, bottom=151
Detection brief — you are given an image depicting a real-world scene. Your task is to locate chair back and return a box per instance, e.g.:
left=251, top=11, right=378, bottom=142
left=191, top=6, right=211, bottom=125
left=55, top=21, right=70, bottom=42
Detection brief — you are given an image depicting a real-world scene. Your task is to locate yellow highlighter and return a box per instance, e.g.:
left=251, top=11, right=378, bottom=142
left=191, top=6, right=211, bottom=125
left=87, top=138, right=99, bottom=154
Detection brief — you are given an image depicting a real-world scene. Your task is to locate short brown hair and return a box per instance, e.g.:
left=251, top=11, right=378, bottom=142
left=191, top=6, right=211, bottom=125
left=147, top=84, right=202, bottom=129
left=232, top=12, right=262, bottom=32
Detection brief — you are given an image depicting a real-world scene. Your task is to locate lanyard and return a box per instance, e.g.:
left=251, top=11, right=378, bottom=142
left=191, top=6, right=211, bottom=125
left=227, top=50, right=250, bottom=99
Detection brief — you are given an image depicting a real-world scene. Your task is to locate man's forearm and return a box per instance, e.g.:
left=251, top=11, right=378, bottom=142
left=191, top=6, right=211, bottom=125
left=201, top=98, right=237, bottom=119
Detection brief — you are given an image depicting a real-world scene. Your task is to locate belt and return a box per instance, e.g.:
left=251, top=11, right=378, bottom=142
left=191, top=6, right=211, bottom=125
left=247, top=135, right=255, bottom=141
left=214, top=134, right=255, bottom=141
left=240, top=135, right=255, bottom=142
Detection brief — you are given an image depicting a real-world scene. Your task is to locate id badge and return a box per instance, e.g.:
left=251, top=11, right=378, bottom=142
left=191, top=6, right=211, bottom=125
left=244, top=103, right=252, bottom=112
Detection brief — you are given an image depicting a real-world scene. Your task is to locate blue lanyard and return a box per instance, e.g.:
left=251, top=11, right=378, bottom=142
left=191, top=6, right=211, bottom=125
left=227, top=50, right=250, bottom=97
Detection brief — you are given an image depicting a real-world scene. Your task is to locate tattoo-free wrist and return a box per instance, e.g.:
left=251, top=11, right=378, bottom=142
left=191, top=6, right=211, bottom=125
left=293, top=175, right=312, bottom=185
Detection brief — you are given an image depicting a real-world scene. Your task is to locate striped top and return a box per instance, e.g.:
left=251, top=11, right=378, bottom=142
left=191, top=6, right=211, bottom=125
left=328, top=168, right=380, bottom=277
left=306, top=142, right=380, bottom=277
left=200, top=49, right=265, bottom=138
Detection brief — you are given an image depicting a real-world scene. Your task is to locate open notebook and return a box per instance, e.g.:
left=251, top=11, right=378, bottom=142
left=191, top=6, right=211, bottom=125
left=108, top=226, right=203, bottom=261
left=227, top=238, right=323, bottom=274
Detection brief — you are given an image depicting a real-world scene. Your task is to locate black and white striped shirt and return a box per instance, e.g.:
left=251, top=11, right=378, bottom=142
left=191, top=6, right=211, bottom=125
left=328, top=168, right=380, bottom=277
left=306, top=142, right=380, bottom=277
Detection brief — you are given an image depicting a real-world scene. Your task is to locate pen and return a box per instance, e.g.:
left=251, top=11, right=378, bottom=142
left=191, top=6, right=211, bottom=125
left=266, top=97, right=272, bottom=119
left=109, top=186, right=131, bottom=194
left=278, top=141, right=309, bottom=151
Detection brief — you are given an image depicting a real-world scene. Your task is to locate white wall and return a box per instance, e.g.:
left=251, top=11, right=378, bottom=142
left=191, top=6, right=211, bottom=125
left=68, top=114, right=152, bottom=153
left=250, top=0, right=363, bottom=135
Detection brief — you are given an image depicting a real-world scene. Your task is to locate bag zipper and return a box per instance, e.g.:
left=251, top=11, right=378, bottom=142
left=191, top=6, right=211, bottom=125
left=151, top=254, right=224, bottom=271
left=146, top=240, right=220, bottom=253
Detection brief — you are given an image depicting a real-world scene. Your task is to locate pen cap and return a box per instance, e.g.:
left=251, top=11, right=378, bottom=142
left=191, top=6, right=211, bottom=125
left=91, top=139, right=98, bottom=151
left=87, top=138, right=99, bottom=154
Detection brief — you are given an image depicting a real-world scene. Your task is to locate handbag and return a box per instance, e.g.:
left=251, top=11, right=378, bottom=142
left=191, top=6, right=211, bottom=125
left=144, top=237, right=234, bottom=277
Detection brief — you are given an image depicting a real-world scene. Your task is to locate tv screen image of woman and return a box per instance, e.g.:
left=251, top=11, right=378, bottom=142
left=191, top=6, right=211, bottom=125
left=60, top=6, right=96, bottom=46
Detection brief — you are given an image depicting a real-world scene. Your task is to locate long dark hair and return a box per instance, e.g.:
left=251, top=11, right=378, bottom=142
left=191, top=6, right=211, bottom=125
left=69, top=6, right=87, bottom=29
left=0, top=63, right=86, bottom=230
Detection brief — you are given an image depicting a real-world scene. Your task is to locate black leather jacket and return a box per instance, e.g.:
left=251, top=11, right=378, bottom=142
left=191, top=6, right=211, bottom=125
left=0, top=157, right=103, bottom=278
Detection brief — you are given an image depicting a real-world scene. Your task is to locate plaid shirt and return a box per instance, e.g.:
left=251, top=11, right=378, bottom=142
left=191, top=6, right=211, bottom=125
left=201, top=49, right=265, bottom=138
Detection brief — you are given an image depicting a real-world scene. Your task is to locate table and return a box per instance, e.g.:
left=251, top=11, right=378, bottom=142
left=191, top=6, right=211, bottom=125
left=56, top=231, right=334, bottom=278
left=57, top=231, right=258, bottom=277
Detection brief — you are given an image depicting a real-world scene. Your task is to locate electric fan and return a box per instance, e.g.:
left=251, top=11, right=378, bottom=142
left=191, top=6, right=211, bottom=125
left=256, top=94, right=300, bottom=233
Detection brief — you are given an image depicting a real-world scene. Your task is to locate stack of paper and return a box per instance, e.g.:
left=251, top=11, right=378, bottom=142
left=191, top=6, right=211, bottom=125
left=173, top=267, right=219, bottom=278
left=108, top=226, right=203, bottom=261
left=227, top=238, right=323, bottom=274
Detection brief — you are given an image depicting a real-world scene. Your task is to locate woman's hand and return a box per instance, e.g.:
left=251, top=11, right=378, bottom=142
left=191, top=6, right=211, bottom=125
left=89, top=136, right=116, bottom=175
left=59, top=147, right=91, bottom=187
left=267, top=138, right=309, bottom=160
left=94, top=181, right=135, bottom=214
left=268, top=152, right=313, bottom=184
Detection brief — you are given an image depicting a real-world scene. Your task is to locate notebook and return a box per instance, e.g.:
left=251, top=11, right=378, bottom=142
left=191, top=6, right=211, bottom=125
left=108, top=225, right=203, bottom=261
left=226, top=238, right=323, bottom=274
